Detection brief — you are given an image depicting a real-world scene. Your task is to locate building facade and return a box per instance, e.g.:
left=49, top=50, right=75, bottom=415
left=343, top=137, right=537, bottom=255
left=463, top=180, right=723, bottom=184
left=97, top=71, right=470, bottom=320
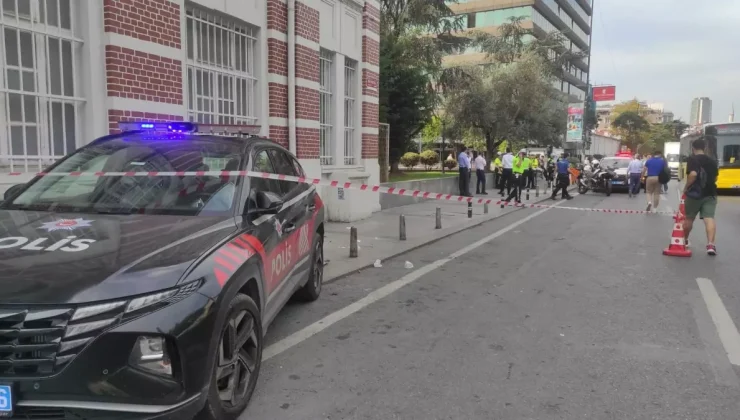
left=443, top=0, right=592, bottom=103
left=0, top=0, right=381, bottom=220
left=689, top=97, right=712, bottom=126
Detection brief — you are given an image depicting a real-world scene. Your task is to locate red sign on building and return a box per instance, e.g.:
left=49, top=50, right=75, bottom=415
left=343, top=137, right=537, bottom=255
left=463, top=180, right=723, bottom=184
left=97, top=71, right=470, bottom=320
left=592, top=85, right=616, bottom=102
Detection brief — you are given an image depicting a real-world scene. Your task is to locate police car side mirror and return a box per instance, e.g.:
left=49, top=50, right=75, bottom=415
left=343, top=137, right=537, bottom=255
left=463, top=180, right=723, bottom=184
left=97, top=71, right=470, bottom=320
left=248, top=191, right=283, bottom=215
left=4, top=184, right=24, bottom=201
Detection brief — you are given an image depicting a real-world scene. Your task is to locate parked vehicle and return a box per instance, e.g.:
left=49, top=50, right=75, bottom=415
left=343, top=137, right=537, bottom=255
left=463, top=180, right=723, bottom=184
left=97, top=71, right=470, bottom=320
left=577, top=160, right=616, bottom=196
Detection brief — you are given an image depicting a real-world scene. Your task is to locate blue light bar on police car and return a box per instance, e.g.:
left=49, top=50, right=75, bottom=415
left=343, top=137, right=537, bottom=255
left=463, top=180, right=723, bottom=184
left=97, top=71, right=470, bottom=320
left=117, top=121, right=261, bottom=136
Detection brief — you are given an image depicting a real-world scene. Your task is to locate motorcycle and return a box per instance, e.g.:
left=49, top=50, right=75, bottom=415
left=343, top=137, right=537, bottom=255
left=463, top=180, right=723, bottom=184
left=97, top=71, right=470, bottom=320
left=577, top=163, right=615, bottom=196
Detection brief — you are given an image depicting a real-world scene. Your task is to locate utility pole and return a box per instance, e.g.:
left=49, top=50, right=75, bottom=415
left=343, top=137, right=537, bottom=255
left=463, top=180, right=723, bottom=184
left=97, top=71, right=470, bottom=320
left=441, top=119, right=446, bottom=174
left=582, top=0, right=595, bottom=160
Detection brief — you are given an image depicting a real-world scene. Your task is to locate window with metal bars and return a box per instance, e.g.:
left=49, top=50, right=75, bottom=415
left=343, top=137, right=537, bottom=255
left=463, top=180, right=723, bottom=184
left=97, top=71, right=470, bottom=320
left=185, top=7, right=258, bottom=126
left=319, top=49, right=334, bottom=166
left=343, top=58, right=356, bottom=166
left=0, top=0, right=83, bottom=172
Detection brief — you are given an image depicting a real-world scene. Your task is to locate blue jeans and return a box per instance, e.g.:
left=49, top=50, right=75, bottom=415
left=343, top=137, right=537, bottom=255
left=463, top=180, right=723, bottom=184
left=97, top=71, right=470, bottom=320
left=629, top=173, right=641, bottom=195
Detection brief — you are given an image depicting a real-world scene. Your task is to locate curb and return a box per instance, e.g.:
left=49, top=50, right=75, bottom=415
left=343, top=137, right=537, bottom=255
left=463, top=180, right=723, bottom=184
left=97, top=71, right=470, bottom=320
left=322, top=184, right=576, bottom=285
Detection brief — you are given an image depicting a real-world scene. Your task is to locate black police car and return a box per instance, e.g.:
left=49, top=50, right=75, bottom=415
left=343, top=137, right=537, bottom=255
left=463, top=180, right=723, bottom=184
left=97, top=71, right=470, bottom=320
left=0, top=122, right=325, bottom=419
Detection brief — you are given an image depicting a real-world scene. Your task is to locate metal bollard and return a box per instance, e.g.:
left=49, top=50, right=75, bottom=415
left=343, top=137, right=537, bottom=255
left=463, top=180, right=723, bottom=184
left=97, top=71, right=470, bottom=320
left=484, top=203, right=489, bottom=214
left=467, top=202, right=473, bottom=218
left=526, top=188, right=530, bottom=201
left=349, top=227, right=358, bottom=258
left=536, top=182, right=540, bottom=197
left=435, top=207, right=442, bottom=229
left=399, top=214, right=407, bottom=241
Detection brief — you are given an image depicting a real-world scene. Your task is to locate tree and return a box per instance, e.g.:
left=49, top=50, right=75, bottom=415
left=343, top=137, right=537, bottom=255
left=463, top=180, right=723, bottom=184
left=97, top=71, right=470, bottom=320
left=611, top=111, right=649, bottom=152
left=379, top=0, right=469, bottom=172
left=444, top=52, right=563, bottom=160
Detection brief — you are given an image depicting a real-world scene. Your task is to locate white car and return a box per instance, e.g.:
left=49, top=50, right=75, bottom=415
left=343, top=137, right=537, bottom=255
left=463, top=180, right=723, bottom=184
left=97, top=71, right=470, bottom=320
left=599, top=157, right=633, bottom=191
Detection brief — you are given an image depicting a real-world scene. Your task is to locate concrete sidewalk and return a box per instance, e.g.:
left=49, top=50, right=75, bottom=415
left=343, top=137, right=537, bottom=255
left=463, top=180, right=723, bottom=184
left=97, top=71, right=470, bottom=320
left=323, top=183, right=572, bottom=283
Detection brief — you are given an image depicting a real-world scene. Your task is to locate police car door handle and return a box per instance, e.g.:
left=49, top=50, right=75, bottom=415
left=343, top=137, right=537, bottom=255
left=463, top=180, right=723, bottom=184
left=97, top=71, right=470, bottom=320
left=283, top=223, right=297, bottom=233
left=307, top=204, right=316, bottom=212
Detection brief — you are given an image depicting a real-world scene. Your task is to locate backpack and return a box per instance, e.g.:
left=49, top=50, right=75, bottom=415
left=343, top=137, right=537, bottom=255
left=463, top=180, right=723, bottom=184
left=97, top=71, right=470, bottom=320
left=686, top=159, right=708, bottom=199
left=658, top=159, right=671, bottom=184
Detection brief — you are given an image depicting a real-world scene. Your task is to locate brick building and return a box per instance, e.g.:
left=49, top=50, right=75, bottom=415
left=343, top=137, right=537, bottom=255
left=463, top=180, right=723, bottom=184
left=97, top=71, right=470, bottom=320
left=0, top=0, right=381, bottom=220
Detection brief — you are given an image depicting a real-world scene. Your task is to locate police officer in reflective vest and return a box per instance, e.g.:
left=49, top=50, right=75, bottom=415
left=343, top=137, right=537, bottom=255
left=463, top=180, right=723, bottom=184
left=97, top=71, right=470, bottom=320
left=551, top=153, right=574, bottom=200
left=505, top=150, right=527, bottom=203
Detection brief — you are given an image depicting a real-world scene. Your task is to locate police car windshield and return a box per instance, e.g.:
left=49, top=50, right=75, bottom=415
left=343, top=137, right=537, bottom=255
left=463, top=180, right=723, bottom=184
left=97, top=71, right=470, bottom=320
left=3, top=136, right=244, bottom=216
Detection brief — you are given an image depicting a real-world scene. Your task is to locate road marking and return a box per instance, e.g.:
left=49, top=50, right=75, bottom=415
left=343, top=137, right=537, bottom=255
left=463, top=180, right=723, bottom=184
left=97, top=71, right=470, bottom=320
left=689, top=289, right=739, bottom=387
left=696, top=278, right=740, bottom=366
left=262, top=197, right=573, bottom=361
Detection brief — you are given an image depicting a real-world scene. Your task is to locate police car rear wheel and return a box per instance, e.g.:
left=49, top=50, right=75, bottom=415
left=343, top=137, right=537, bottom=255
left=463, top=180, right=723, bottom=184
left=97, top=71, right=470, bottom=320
left=198, top=294, right=262, bottom=420
left=296, top=234, right=323, bottom=302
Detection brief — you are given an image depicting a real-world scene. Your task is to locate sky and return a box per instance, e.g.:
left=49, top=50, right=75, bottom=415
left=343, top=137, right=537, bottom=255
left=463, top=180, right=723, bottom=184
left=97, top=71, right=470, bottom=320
left=589, top=0, right=740, bottom=122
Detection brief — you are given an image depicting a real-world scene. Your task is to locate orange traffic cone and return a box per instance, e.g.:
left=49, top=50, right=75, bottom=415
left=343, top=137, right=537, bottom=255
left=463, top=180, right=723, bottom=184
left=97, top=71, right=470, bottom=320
left=663, top=194, right=692, bottom=257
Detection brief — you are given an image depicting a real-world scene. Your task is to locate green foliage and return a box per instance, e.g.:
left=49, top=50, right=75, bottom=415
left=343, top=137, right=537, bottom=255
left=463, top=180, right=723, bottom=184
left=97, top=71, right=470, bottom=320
left=611, top=111, right=650, bottom=152
left=444, top=52, right=564, bottom=161
left=443, top=159, right=457, bottom=170
left=419, top=150, right=440, bottom=170
left=379, top=0, right=469, bottom=170
left=400, top=152, right=420, bottom=168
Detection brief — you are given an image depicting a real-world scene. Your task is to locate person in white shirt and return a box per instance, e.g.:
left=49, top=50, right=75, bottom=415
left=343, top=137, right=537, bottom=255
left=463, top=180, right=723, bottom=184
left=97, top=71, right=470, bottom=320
left=457, top=146, right=472, bottom=197
left=499, top=149, right=514, bottom=196
left=473, top=151, right=488, bottom=195
left=627, top=154, right=643, bottom=198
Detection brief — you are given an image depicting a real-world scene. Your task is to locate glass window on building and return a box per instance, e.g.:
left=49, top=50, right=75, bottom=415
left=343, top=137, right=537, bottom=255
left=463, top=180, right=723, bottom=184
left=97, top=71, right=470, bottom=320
left=473, top=6, right=532, bottom=28
left=1, top=0, right=85, bottom=171
left=318, top=49, right=334, bottom=166
left=186, top=7, right=258, bottom=126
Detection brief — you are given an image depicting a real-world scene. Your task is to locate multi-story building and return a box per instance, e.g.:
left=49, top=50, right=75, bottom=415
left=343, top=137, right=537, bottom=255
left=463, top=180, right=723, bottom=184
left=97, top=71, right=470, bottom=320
left=443, top=0, right=593, bottom=103
left=0, top=0, right=381, bottom=221
left=690, top=97, right=712, bottom=126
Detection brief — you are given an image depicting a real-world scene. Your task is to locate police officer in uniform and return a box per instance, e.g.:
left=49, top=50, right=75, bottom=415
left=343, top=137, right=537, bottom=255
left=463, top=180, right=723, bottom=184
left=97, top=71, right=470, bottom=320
left=505, top=150, right=527, bottom=203
left=551, top=153, right=574, bottom=200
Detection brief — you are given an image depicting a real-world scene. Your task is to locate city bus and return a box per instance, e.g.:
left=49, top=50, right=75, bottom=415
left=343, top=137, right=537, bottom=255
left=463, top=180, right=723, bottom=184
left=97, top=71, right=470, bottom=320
left=679, top=122, right=740, bottom=190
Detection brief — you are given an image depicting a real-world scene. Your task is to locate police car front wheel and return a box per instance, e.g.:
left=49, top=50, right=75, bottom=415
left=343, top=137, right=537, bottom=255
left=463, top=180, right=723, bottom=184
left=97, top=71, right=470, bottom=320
left=198, top=294, right=263, bottom=420
left=295, top=233, right=324, bottom=302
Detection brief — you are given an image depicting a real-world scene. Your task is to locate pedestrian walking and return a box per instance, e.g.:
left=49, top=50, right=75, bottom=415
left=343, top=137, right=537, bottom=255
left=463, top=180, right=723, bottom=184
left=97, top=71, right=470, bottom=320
left=682, top=137, right=719, bottom=255
left=551, top=153, right=574, bottom=200
left=458, top=146, right=472, bottom=197
left=473, top=151, right=488, bottom=195
left=499, top=149, right=514, bottom=197
left=627, top=154, right=643, bottom=198
left=642, top=150, right=666, bottom=212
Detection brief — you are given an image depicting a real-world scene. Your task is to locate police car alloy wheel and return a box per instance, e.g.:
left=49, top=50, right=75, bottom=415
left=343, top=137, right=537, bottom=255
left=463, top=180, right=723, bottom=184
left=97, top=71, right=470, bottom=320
left=199, top=294, right=262, bottom=420
left=296, top=234, right=324, bottom=302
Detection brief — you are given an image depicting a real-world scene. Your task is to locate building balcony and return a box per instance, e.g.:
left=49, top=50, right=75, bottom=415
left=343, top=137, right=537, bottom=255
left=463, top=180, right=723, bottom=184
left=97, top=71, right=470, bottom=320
left=555, top=0, right=591, bottom=34
left=532, top=1, right=589, bottom=50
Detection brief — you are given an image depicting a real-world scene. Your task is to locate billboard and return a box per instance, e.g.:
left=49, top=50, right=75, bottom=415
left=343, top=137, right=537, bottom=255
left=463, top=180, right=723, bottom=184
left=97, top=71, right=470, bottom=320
left=592, top=85, right=616, bottom=102
left=567, top=104, right=584, bottom=142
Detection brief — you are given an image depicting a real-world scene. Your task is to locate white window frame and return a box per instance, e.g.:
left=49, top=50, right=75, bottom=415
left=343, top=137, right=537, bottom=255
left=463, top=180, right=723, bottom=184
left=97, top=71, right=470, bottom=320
left=0, top=0, right=85, bottom=172
left=343, top=57, right=357, bottom=166
left=185, top=7, right=258, bottom=126
left=319, top=49, right=334, bottom=166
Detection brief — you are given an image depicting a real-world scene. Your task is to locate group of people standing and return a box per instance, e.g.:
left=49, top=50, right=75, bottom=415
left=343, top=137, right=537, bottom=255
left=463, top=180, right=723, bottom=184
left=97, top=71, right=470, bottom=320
left=456, top=147, right=573, bottom=202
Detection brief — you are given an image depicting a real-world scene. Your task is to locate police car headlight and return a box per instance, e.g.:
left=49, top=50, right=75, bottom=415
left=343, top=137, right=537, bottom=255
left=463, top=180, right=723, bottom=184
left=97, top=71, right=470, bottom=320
left=129, top=335, right=172, bottom=377
left=71, top=280, right=202, bottom=323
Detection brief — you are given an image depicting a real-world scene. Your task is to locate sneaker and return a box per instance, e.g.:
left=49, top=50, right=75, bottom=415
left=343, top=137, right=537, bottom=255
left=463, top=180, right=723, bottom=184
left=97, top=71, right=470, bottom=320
left=707, top=244, right=717, bottom=256
left=685, top=239, right=691, bottom=248
left=646, top=203, right=652, bottom=212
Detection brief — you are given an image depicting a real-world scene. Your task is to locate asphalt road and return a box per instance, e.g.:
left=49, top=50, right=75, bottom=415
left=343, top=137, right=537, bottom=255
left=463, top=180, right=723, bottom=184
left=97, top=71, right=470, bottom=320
left=242, top=188, right=740, bottom=420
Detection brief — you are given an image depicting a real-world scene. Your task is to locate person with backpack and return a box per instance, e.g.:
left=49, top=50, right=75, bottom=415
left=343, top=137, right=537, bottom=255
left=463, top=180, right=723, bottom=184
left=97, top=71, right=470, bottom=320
left=658, top=153, right=671, bottom=194
left=682, top=137, right=719, bottom=255
left=642, top=150, right=667, bottom=212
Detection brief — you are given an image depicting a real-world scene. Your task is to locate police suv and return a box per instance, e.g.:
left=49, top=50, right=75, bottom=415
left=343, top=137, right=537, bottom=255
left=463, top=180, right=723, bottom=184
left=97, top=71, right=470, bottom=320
left=0, top=122, right=325, bottom=419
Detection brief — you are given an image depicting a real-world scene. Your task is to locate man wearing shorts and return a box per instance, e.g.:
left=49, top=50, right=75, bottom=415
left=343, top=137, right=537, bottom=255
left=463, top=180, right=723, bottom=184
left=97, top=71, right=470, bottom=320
left=642, top=150, right=666, bottom=212
left=682, top=137, right=718, bottom=255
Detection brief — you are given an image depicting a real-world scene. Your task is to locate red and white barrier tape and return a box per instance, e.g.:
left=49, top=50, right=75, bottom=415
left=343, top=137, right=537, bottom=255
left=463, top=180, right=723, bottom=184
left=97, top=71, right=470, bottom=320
left=2, top=170, right=674, bottom=216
